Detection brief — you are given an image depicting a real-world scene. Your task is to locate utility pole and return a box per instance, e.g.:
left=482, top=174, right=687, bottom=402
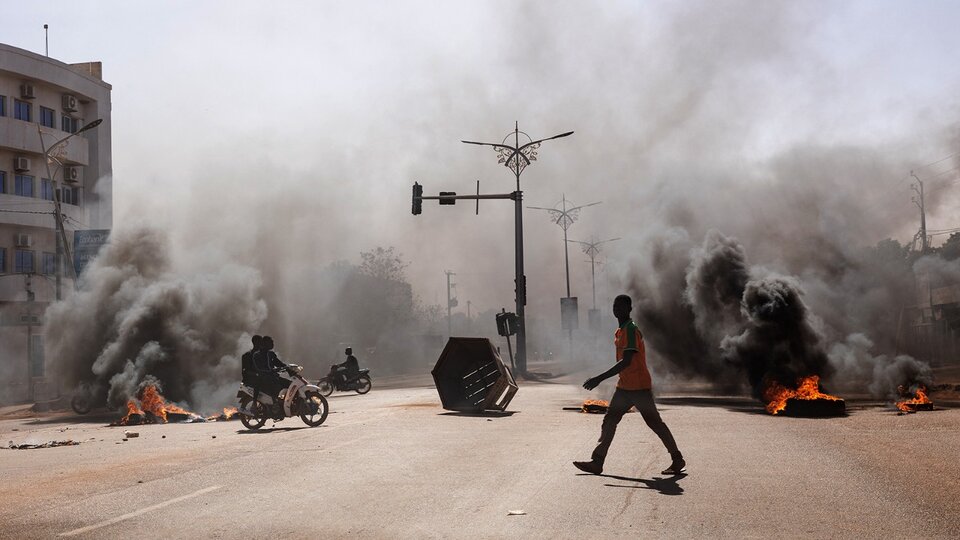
left=445, top=270, right=457, bottom=339
left=414, top=123, right=573, bottom=375
left=25, top=274, right=35, bottom=400
left=911, top=171, right=928, bottom=253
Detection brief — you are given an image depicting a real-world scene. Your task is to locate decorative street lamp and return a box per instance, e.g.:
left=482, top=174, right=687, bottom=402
left=567, top=236, right=620, bottom=309
left=528, top=194, right=600, bottom=298
left=37, top=118, right=102, bottom=301
left=460, top=123, right=574, bottom=374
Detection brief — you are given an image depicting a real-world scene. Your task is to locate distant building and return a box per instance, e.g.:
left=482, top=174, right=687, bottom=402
left=0, top=43, right=112, bottom=404
left=900, top=271, right=960, bottom=365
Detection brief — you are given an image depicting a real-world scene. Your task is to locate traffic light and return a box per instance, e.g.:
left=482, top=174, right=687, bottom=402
left=439, top=192, right=457, bottom=205
left=412, top=182, right=423, bottom=215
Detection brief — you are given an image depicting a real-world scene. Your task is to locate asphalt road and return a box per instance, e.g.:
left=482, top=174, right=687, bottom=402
left=1, top=382, right=958, bottom=539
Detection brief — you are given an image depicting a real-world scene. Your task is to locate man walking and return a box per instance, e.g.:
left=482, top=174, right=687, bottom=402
left=574, top=294, right=685, bottom=476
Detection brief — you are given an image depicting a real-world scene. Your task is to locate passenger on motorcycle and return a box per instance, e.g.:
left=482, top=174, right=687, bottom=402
left=238, top=335, right=264, bottom=416
left=332, top=347, right=360, bottom=386
left=253, top=336, right=291, bottom=401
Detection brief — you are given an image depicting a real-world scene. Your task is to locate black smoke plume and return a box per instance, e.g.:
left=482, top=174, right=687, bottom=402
left=44, top=226, right=267, bottom=412
left=720, top=276, right=831, bottom=398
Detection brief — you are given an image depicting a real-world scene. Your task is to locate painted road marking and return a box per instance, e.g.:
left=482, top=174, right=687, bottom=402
left=58, top=485, right=222, bottom=537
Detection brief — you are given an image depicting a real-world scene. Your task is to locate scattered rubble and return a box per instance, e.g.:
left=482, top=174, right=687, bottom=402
left=6, top=440, right=80, bottom=450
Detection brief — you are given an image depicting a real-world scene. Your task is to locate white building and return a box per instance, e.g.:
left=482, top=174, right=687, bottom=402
left=0, top=43, right=112, bottom=404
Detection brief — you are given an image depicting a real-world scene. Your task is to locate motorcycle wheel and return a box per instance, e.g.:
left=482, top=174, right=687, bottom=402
left=355, top=375, right=372, bottom=395
left=299, top=391, right=329, bottom=427
left=71, top=394, right=92, bottom=415
left=238, top=397, right=267, bottom=430
left=317, top=379, right=334, bottom=397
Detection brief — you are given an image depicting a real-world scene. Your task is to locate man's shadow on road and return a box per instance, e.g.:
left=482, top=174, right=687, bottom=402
left=577, top=472, right=687, bottom=495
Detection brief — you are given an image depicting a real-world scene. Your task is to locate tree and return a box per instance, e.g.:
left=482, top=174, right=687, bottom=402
left=939, top=232, right=960, bottom=261
left=359, top=247, right=409, bottom=282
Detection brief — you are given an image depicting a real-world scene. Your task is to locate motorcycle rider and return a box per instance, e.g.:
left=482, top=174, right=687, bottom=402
left=253, top=336, right=291, bottom=406
left=332, top=347, right=360, bottom=387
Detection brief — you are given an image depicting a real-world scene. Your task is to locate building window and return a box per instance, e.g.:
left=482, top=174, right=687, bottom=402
left=15, top=249, right=34, bottom=273
left=40, top=106, right=55, bottom=128
left=0, top=248, right=5, bottom=273
left=42, top=252, right=56, bottom=275
left=60, top=186, right=79, bottom=205
left=0, top=171, right=6, bottom=194
left=30, top=335, right=44, bottom=377
left=15, top=175, right=34, bottom=197
left=61, top=115, right=79, bottom=133
left=0, top=95, right=5, bottom=117
left=41, top=178, right=54, bottom=201
left=14, top=99, right=31, bottom=121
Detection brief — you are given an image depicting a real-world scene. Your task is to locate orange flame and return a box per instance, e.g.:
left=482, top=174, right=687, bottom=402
left=206, top=407, right=238, bottom=421
left=139, top=385, right=198, bottom=423
left=895, top=386, right=933, bottom=412
left=116, top=400, right=145, bottom=425
left=582, top=399, right=610, bottom=413
left=763, top=375, right=842, bottom=415
left=112, top=384, right=239, bottom=425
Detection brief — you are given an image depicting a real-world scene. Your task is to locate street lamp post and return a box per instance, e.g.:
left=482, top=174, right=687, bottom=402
left=37, top=118, right=102, bottom=301
left=567, top=236, right=620, bottom=309
left=461, top=123, right=573, bottom=374
left=528, top=194, right=600, bottom=298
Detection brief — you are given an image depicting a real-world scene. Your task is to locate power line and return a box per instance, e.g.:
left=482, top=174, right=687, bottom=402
left=918, top=165, right=959, bottom=181
left=913, top=152, right=958, bottom=172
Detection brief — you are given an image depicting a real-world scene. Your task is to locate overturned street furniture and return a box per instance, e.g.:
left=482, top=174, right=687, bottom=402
left=432, top=337, right=518, bottom=412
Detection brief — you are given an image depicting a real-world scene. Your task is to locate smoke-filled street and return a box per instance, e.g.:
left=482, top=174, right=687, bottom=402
left=2, top=383, right=958, bottom=539
left=3, top=2, right=960, bottom=538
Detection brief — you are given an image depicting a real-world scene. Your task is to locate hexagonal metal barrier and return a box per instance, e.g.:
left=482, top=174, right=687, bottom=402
left=431, top=337, right=518, bottom=412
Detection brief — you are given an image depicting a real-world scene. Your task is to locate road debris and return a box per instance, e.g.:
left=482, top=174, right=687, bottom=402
left=124, top=431, right=140, bottom=438
left=6, top=440, right=80, bottom=450
left=507, top=510, right=526, bottom=516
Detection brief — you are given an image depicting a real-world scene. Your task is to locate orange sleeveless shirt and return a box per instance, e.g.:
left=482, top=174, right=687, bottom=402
left=615, top=320, right=651, bottom=390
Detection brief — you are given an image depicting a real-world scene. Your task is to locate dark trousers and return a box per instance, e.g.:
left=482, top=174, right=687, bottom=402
left=251, top=372, right=288, bottom=400
left=591, top=388, right=682, bottom=466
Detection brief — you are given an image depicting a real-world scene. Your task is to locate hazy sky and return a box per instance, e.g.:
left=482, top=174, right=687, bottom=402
left=6, top=0, right=960, bottom=320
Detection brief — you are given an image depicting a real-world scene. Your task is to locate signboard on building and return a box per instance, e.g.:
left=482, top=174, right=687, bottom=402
left=73, top=229, right=110, bottom=276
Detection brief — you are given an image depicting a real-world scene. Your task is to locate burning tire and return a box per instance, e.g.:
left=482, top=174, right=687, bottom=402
left=355, top=376, right=372, bottom=395
left=238, top=397, right=267, bottom=430
left=299, top=391, right=329, bottom=427
left=317, top=380, right=334, bottom=397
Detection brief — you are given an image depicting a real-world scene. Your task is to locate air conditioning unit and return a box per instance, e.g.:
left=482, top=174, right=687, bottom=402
left=14, top=157, right=31, bottom=172
left=63, top=166, right=81, bottom=183
left=14, top=233, right=33, bottom=247
left=62, top=94, right=78, bottom=112
left=20, top=84, right=36, bottom=99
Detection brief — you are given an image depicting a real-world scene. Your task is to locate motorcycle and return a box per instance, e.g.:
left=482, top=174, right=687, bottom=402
left=71, top=382, right=115, bottom=415
left=316, top=367, right=372, bottom=397
left=236, top=364, right=329, bottom=430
